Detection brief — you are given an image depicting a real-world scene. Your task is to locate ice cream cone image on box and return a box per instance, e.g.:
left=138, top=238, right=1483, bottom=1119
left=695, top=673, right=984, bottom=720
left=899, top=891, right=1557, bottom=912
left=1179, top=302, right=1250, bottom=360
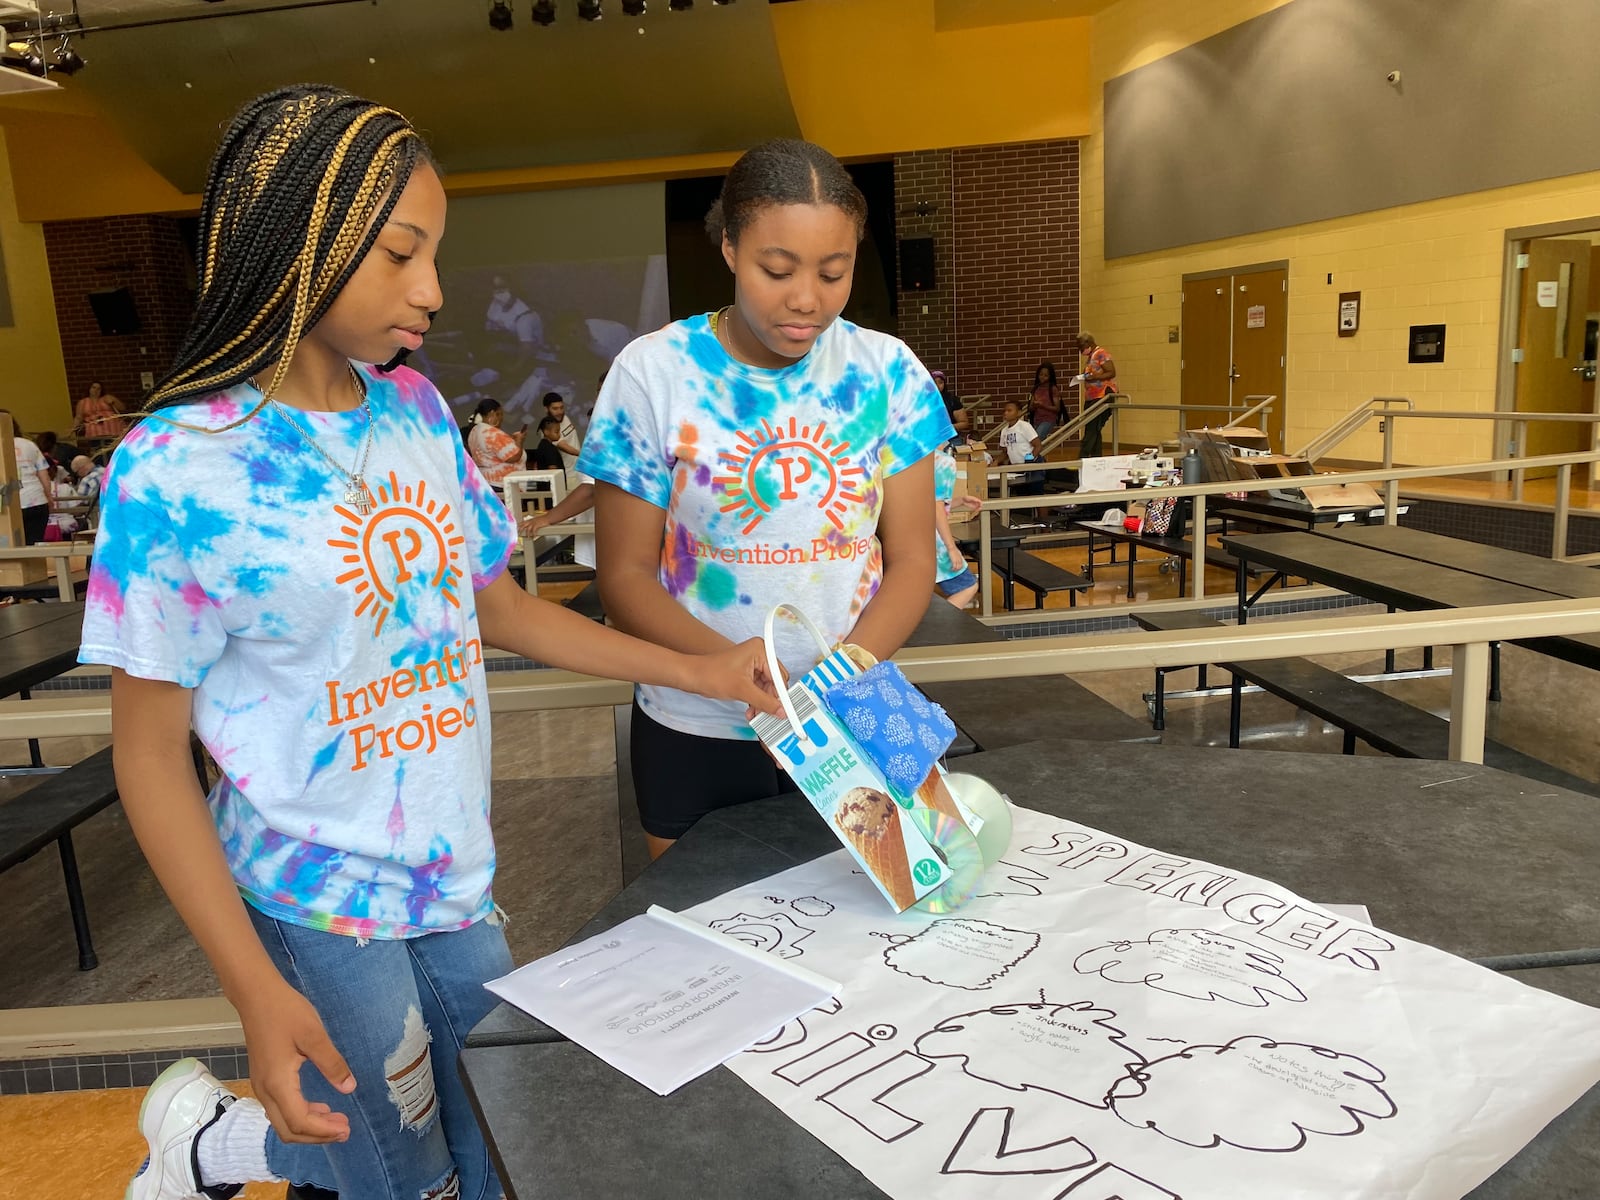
left=916, top=770, right=966, bottom=825
left=835, top=786, right=917, bottom=909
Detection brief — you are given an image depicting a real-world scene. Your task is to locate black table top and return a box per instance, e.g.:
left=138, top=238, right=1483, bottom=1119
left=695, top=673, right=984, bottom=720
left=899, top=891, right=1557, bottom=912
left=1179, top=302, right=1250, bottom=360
left=462, top=740, right=1600, bottom=1199
left=1326, top=524, right=1600, bottom=599
left=1212, top=493, right=1384, bottom=526
left=0, top=603, right=85, bottom=698
left=901, top=595, right=1004, bottom=647
left=1221, top=530, right=1600, bottom=669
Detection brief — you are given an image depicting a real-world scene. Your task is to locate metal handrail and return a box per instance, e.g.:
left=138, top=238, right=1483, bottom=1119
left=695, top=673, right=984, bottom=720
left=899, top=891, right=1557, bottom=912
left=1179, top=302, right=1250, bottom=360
left=1297, top=396, right=1414, bottom=463
left=968, top=444, right=1600, bottom=615
left=1039, top=396, right=1117, bottom=455
left=1222, top=394, right=1277, bottom=431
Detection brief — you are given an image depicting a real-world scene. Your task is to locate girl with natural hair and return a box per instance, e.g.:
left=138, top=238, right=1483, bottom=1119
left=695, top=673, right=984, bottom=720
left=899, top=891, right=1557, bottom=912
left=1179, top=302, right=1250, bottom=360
left=579, top=138, right=954, bottom=859
left=462, top=397, right=526, bottom=487
left=1029, top=360, right=1061, bottom=437
left=85, top=85, right=778, bottom=1200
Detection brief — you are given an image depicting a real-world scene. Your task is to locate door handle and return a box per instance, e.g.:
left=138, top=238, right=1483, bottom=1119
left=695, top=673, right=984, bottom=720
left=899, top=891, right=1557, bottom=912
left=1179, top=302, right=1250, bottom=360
left=1228, top=364, right=1241, bottom=380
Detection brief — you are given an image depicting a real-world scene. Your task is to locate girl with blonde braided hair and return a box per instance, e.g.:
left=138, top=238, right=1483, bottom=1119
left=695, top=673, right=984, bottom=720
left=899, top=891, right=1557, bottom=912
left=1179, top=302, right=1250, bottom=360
left=87, top=85, right=780, bottom=1200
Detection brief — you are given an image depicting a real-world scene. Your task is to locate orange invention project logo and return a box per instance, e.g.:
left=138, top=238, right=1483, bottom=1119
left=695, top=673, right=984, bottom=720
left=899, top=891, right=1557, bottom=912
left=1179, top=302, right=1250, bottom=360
left=329, top=472, right=467, bottom=636
left=715, top=415, right=867, bottom=534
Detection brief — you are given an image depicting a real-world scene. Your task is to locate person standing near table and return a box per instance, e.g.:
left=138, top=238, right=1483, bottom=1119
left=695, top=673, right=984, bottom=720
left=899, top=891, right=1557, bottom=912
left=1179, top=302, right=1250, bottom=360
left=1028, top=361, right=1062, bottom=438
left=83, top=84, right=779, bottom=1200
left=3, top=412, right=54, bottom=543
left=580, top=137, right=953, bottom=860
left=1075, top=331, right=1118, bottom=459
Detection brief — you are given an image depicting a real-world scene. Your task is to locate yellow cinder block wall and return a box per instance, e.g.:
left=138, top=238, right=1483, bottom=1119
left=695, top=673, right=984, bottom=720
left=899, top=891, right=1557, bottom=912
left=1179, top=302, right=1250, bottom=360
left=0, top=127, right=70, bottom=436
left=1081, top=0, right=1600, bottom=467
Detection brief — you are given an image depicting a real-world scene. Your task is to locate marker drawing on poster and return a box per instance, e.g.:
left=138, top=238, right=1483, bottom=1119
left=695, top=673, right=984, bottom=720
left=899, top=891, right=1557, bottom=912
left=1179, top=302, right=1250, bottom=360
left=683, top=806, right=1600, bottom=1200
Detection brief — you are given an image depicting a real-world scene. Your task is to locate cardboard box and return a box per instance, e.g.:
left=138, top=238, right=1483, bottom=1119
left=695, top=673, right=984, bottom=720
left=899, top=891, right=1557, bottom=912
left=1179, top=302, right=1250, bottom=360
left=750, top=646, right=978, bottom=912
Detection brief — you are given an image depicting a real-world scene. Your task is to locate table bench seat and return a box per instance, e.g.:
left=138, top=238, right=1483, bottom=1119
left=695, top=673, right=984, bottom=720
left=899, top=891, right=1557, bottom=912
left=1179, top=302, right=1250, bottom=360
left=1132, top=612, right=1598, bottom=796
left=1004, top=551, right=1090, bottom=608
left=1076, top=521, right=1261, bottom=596
left=0, top=739, right=209, bottom=971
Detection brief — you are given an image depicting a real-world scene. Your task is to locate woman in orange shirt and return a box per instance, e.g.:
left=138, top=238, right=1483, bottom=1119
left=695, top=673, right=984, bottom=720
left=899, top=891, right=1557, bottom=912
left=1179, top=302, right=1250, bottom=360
left=74, top=382, right=128, bottom=442
left=463, top=398, right=526, bottom=488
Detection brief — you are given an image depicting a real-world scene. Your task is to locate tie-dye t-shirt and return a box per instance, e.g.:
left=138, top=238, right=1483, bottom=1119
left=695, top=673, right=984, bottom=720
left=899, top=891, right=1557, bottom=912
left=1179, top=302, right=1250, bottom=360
left=579, top=315, right=953, bottom=740
left=78, top=365, right=517, bottom=939
left=934, top=449, right=964, bottom=584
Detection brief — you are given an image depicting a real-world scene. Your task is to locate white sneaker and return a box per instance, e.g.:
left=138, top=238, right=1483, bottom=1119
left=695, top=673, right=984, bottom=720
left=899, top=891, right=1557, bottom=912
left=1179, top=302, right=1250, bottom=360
left=126, top=1058, right=243, bottom=1200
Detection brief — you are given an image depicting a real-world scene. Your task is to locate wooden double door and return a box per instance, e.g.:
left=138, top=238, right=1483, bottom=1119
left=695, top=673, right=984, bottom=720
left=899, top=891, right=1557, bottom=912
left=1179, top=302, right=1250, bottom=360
left=1181, top=266, right=1288, bottom=452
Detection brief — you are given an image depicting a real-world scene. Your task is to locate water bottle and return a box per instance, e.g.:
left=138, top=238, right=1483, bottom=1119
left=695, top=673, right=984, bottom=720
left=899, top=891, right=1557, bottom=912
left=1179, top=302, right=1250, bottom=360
left=1182, top=448, right=1202, bottom=485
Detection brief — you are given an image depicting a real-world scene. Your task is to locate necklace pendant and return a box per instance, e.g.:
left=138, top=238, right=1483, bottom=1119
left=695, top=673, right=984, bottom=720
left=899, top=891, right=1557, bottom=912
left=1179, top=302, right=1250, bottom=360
left=346, top=477, right=374, bottom=515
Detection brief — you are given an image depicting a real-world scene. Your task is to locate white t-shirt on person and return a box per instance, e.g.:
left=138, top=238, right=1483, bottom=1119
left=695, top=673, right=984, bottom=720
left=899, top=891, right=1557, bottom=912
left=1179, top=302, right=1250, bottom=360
left=14, top=438, right=48, bottom=508
left=1000, top=419, right=1038, bottom=465
left=578, top=315, right=953, bottom=740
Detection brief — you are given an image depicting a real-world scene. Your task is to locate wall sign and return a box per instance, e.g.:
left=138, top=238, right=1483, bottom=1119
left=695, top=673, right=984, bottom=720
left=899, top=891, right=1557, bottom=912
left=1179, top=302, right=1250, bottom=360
left=1408, top=324, right=1446, bottom=364
left=1246, top=304, right=1266, bottom=329
left=1338, top=291, right=1360, bottom=337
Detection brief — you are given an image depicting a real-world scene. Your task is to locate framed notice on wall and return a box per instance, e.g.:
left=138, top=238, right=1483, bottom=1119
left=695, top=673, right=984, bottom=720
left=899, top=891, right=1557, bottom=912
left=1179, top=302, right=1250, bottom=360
left=1338, top=291, right=1360, bottom=336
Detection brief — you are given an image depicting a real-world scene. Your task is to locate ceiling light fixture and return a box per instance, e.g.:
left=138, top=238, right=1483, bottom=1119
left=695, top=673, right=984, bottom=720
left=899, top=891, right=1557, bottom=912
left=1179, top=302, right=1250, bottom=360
left=668, top=0, right=692, bottom=10
left=712, top=0, right=735, bottom=5
left=578, top=0, right=603, bottom=19
left=488, top=0, right=513, bottom=29
left=531, top=0, right=556, bottom=25
left=622, top=0, right=646, bottom=13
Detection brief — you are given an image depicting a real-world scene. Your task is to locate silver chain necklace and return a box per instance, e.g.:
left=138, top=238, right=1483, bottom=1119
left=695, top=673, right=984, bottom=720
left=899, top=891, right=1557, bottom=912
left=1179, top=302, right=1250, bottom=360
left=252, top=366, right=377, bottom=514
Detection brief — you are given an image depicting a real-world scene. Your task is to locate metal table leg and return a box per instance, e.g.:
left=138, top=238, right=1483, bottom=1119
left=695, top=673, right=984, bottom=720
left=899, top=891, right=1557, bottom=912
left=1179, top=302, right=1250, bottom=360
left=58, top=833, right=97, bottom=971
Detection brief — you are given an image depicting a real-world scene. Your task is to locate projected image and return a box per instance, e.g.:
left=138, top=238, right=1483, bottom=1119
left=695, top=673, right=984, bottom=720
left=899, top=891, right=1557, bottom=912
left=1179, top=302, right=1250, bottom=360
left=411, top=255, right=668, bottom=435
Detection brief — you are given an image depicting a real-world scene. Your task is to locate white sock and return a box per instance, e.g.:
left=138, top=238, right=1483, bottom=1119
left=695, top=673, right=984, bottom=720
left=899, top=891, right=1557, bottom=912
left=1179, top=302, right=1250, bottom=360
left=197, top=1097, right=282, bottom=1187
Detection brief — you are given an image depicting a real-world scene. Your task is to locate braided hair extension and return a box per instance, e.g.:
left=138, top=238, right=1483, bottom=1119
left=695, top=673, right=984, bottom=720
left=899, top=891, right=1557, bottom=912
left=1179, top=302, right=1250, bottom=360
left=143, top=84, right=432, bottom=430
left=704, top=139, right=867, bottom=248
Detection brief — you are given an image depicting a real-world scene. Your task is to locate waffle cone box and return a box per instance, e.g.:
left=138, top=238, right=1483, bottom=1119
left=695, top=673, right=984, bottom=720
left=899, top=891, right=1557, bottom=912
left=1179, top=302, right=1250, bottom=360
left=751, top=606, right=987, bottom=913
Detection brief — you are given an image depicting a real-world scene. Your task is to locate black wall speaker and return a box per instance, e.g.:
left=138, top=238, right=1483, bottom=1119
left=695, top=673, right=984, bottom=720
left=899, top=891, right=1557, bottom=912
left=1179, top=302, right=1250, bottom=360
left=88, top=287, right=141, bottom=336
left=899, top=237, right=937, bottom=291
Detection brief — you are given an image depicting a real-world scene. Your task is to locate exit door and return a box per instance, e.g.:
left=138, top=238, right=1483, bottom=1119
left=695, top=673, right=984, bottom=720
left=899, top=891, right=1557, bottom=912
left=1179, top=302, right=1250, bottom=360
left=1513, top=238, right=1592, bottom=482
left=1181, top=267, right=1289, bottom=451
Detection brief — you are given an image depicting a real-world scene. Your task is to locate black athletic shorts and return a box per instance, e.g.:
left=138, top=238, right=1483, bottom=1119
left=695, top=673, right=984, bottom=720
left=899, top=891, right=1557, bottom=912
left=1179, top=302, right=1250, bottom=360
left=629, top=700, right=795, bottom=840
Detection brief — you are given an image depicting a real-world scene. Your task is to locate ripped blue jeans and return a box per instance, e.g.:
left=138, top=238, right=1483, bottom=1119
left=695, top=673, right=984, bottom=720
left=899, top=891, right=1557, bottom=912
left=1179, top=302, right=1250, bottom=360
left=246, top=904, right=512, bottom=1200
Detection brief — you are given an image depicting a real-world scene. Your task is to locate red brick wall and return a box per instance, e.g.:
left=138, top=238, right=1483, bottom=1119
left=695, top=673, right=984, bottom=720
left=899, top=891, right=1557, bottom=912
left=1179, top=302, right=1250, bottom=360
left=43, top=216, right=193, bottom=431
left=895, top=139, right=1080, bottom=435
left=893, top=149, right=955, bottom=378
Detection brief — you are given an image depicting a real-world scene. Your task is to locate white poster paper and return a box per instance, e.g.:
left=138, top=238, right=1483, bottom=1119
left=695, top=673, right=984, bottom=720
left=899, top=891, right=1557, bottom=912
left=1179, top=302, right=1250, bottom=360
left=689, top=806, right=1600, bottom=1200
left=1076, top=455, right=1139, bottom=494
left=486, top=906, right=839, bottom=1096
left=1537, top=280, right=1559, bottom=307
left=1246, top=304, right=1267, bottom=328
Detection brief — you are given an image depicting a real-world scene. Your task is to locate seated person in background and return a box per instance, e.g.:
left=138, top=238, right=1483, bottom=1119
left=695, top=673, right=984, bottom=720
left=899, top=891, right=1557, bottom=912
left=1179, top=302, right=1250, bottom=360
left=999, top=398, right=1045, bottom=500
left=530, top=415, right=567, bottom=472
left=74, top=382, right=127, bottom=442
left=464, top=397, right=526, bottom=489
left=71, top=455, right=106, bottom=504
left=932, top=370, right=962, bottom=418
left=35, top=431, right=79, bottom=481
